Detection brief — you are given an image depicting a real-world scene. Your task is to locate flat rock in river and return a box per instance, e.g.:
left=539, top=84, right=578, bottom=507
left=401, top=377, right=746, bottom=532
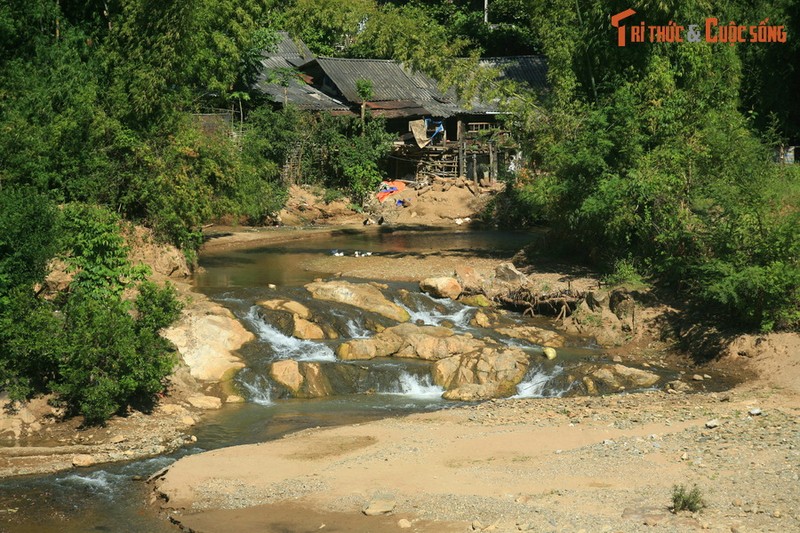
left=305, top=280, right=410, bottom=322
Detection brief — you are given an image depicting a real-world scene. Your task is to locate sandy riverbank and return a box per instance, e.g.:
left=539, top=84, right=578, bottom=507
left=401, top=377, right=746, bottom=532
left=154, top=372, right=800, bottom=533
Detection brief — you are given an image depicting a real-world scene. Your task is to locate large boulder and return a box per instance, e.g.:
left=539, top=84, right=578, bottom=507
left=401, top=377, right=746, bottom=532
left=419, top=277, right=462, bottom=300
left=336, top=323, right=484, bottom=361
left=454, top=265, right=485, bottom=295
left=494, top=262, right=528, bottom=284
left=292, top=316, right=326, bottom=340
left=306, top=280, right=409, bottom=323
left=187, top=395, right=223, bottom=410
left=270, top=360, right=303, bottom=392
left=258, top=298, right=312, bottom=320
left=163, top=298, right=252, bottom=381
left=592, top=364, right=660, bottom=389
left=495, top=325, right=565, bottom=348
left=434, top=347, right=529, bottom=400
left=270, top=360, right=333, bottom=398
left=572, top=363, right=661, bottom=394
left=562, top=300, right=627, bottom=347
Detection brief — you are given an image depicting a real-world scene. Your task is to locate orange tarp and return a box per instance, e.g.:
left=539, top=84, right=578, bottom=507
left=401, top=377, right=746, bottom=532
left=376, top=180, right=407, bottom=203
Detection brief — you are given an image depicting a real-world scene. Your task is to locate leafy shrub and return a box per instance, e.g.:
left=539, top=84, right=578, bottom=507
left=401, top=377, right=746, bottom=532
left=487, top=172, right=559, bottom=229
left=603, top=258, right=646, bottom=288
left=0, top=187, right=59, bottom=292
left=0, top=202, right=183, bottom=424
left=55, top=290, right=180, bottom=424
left=671, top=484, right=705, bottom=513
left=323, top=188, right=345, bottom=204
left=0, top=287, right=62, bottom=401
left=61, top=204, right=149, bottom=297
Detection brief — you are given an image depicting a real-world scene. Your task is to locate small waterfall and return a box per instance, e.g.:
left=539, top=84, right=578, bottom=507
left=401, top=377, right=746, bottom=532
left=344, top=318, right=372, bottom=339
left=238, top=372, right=273, bottom=405
left=514, top=365, right=572, bottom=398
left=243, top=306, right=336, bottom=362
left=55, top=470, right=127, bottom=498
left=329, top=308, right=372, bottom=339
left=381, top=371, right=444, bottom=399
left=396, top=293, right=474, bottom=328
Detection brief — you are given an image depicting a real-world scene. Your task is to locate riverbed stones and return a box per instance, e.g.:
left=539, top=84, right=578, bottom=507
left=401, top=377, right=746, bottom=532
left=336, top=323, right=484, bottom=361
left=72, top=454, right=95, bottom=468
left=434, top=347, right=529, bottom=400
left=588, top=364, right=661, bottom=390
left=454, top=265, right=484, bottom=294
left=471, top=311, right=492, bottom=328
left=542, top=347, right=557, bottom=360
left=306, top=280, right=410, bottom=322
left=459, top=294, right=492, bottom=307
left=496, top=325, right=566, bottom=348
left=258, top=298, right=312, bottom=320
left=187, top=395, right=223, bottom=410
left=494, top=262, right=528, bottom=284
left=362, top=498, right=396, bottom=516
left=419, top=277, right=462, bottom=300
left=292, top=316, right=326, bottom=340
left=271, top=360, right=302, bottom=392
left=269, top=360, right=333, bottom=398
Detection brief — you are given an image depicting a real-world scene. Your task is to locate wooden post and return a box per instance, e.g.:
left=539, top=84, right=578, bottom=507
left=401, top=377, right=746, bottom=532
left=470, top=153, right=477, bottom=184
left=489, top=143, right=496, bottom=183
left=459, top=142, right=465, bottom=178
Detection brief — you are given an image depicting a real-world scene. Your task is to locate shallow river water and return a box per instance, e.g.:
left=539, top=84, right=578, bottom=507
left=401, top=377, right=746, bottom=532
left=0, top=228, right=623, bottom=532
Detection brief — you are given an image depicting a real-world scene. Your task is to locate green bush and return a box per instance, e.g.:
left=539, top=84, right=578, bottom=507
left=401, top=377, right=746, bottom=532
left=0, top=287, right=62, bottom=401
left=0, top=188, right=61, bottom=400
left=61, top=203, right=149, bottom=297
left=0, top=201, right=183, bottom=424
left=0, top=187, right=59, bottom=292
left=55, top=290, right=180, bottom=424
left=603, top=258, right=646, bottom=288
left=671, top=484, right=705, bottom=513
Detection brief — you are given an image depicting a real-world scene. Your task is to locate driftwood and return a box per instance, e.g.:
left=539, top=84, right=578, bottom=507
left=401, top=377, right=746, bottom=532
left=495, top=286, right=584, bottom=319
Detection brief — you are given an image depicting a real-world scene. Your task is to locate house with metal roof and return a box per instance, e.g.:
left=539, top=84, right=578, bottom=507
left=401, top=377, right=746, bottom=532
left=254, top=33, right=548, bottom=183
left=479, top=56, right=549, bottom=91
left=254, top=33, right=351, bottom=113
left=300, top=57, right=461, bottom=119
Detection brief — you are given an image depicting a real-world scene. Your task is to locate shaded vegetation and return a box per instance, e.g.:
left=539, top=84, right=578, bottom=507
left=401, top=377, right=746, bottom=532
left=493, top=0, right=800, bottom=332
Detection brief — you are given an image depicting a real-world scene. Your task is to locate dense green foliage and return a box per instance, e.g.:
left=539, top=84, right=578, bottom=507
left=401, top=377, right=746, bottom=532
left=0, top=0, right=285, bottom=256
left=1, top=0, right=797, bottom=421
left=493, top=0, right=800, bottom=331
left=0, top=196, right=182, bottom=424
left=244, top=106, right=393, bottom=202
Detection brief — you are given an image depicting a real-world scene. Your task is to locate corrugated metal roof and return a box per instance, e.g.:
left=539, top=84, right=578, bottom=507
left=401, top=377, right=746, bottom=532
left=479, top=56, right=548, bottom=91
left=261, top=32, right=314, bottom=67
left=311, top=58, right=452, bottom=105
left=255, top=76, right=351, bottom=112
